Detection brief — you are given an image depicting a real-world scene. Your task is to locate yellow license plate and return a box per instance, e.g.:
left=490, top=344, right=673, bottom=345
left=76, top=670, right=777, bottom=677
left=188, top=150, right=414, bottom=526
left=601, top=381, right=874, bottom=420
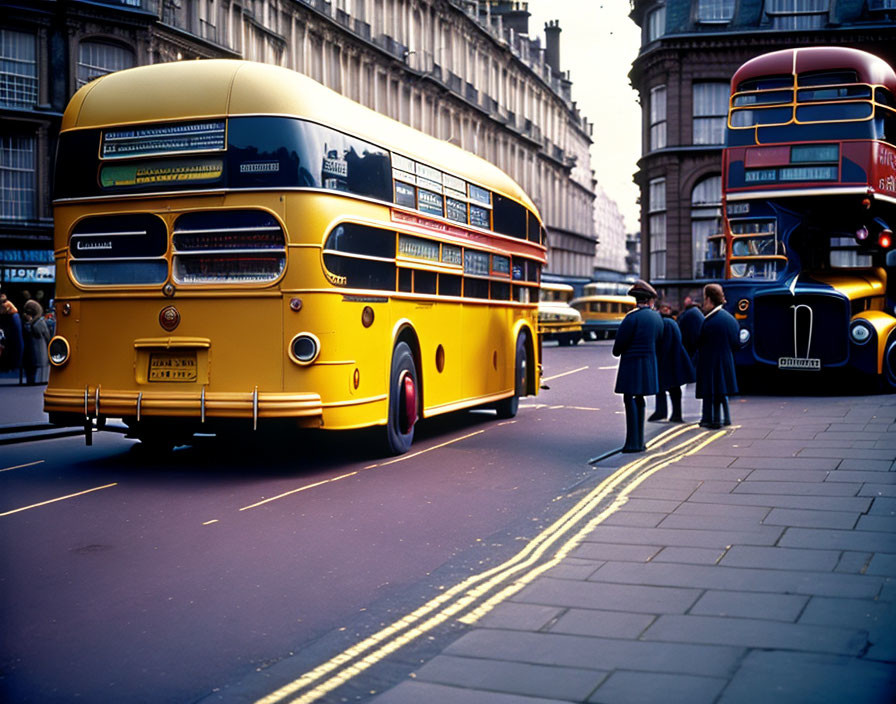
left=148, top=352, right=198, bottom=382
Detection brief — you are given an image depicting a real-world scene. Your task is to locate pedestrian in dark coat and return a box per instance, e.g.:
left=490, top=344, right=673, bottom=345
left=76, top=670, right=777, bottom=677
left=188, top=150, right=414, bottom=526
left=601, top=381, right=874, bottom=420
left=695, top=283, right=740, bottom=429
left=23, top=299, right=51, bottom=385
left=677, top=296, right=704, bottom=362
left=613, top=279, right=663, bottom=452
left=649, top=312, right=696, bottom=422
left=0, top=294, right=24, bottom=376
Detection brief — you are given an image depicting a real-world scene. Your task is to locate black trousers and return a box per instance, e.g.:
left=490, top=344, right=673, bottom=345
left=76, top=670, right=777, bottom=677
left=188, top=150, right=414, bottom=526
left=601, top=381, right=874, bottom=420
left=622, top=394, right=646, bottom=452
left=651, top=387, right=684, bottom=422
left=701, top=396, right=730, bottom=428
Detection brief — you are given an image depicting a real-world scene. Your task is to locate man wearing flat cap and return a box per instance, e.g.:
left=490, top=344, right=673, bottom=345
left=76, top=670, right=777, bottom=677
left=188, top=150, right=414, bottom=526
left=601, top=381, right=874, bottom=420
left=612, top=279, right=663, bottom=452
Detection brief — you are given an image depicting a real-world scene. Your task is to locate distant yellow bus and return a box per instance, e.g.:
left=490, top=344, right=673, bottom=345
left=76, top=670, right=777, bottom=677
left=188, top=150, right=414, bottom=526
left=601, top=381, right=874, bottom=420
left=45, top=60, right=547, bottom=454
left=537, top=283, right=583, bottom=345
left=570, top=283, right=636, bottom=340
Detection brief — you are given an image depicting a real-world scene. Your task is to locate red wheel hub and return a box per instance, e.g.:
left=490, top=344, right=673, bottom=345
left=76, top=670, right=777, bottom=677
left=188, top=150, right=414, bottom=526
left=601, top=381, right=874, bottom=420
left=400, top=371, right=417, bottom=434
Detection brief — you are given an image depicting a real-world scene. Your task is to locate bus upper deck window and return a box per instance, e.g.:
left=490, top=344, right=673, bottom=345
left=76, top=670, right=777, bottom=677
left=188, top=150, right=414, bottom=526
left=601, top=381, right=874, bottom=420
left=493, top=193, right=527, bottom=239
left=797, top=70, right=859, bottom=87
left=796, top=102, right=872, bottom=123
left=876, top=88, right=896, bottom=108
left=228, top=117, right=391, bottom=201
left=731, top=106, right=792, bottom=127
left=732, top=90, right=792, bottom=107
left=797, top=85, right=871, bottom=103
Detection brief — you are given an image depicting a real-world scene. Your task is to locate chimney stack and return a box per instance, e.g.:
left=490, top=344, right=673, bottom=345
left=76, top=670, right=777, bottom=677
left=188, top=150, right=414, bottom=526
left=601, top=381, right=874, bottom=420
left=544, top=20, right=561, bottom=74
left=501, top=3, right=531, bottom=38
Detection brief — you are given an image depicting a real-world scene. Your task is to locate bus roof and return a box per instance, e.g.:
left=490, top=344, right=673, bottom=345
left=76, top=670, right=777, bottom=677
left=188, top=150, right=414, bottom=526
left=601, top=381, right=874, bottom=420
left=731, top=47, right=896, bottom=94
left=62, top=60, right=538, bottom=214
left=540, top=282, right=575, bottom=291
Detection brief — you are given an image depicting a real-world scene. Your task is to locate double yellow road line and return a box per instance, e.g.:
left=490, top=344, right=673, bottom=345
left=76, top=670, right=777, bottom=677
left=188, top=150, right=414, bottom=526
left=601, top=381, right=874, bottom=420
left=255, top=423, right=729, bottom=704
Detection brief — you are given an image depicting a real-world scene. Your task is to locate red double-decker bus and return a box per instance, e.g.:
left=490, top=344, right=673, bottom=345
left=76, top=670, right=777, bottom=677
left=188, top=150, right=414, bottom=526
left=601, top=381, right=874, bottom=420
left=717, top=46, right=896, bottom=388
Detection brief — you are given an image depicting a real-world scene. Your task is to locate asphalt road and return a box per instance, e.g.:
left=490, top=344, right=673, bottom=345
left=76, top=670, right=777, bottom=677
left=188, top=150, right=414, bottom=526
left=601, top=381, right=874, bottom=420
left=0, top=341, right=701, bottom=703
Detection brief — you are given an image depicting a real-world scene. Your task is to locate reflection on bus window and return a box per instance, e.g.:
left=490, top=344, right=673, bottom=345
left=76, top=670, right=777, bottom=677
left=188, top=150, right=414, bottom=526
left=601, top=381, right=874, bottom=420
left=729, top=260, right=785, bottom=279
left=227, top=117, right=392, bottom=201
left=829, top=237, right=873, bottom=268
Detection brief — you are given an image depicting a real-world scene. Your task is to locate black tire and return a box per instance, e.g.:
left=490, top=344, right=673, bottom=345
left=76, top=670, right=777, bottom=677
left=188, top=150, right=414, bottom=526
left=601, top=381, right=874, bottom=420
left=495, top=334, right=528, bottom=419
left=880, top=332, right=896, bottom=392
left=384, top=341, right=418, bottom=455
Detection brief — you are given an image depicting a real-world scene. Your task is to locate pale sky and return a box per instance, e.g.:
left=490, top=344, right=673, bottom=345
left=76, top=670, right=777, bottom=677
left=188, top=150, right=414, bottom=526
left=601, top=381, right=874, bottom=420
left=527, top=1, right=642, bottom=232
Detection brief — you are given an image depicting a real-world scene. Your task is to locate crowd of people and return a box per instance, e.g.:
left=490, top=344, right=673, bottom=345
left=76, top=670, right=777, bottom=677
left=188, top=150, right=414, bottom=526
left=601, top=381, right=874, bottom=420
left=612, top=280, right=740, bottom=453
left=0, top=288, right=55, bottom=385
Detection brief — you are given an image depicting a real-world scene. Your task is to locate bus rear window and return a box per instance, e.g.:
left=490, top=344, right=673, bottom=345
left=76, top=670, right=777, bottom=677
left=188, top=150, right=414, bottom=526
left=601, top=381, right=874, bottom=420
left=69, top=213, right=168, bottom=286
left=731, top=106, right=792, bottom=127
left=796, top=102, right=873, bottom=123
left=738, top=75, right=792, bottom=92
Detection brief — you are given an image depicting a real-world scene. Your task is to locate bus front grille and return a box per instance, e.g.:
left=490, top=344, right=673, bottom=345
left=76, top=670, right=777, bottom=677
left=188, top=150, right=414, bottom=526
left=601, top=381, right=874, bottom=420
left=753, top=293, right=849, bottom=366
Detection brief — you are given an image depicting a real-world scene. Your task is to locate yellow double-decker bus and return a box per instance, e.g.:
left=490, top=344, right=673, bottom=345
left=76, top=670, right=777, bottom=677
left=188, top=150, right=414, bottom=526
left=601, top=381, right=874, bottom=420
left=570, top=283, right=636, bottom=340
left=45, top=60, right=547, bottom=454
left=537, top=283, right=583, bottom=345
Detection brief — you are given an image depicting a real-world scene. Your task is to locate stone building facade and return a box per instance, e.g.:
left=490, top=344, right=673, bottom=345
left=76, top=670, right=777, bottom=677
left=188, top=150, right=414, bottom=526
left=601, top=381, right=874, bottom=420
left=592, top=185, right=628, bottom=284
left=629, top=0, right=896, bottom=307
left=0, top=0, right=598, bottom=305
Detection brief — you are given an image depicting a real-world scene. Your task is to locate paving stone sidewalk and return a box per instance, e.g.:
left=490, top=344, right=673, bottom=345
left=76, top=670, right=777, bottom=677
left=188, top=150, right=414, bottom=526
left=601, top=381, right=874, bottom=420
left=0, top=377, right=47, bottom=427
left=373, top=394, right=896, bottom=704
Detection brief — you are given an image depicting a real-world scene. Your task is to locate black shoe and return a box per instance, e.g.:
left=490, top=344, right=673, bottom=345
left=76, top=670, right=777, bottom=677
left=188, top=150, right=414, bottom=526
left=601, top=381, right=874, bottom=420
left=621, top=445, right=643, bottom=453
left=707, top=422, right=722, bottom=429
left=668, top=415, right=684, bottom=423
left=647, top=412, right=665, bottom=422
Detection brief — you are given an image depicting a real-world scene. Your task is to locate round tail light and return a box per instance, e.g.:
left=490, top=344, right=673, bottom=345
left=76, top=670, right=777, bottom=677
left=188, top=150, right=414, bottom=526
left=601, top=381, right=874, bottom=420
left=48, top=336, right=71, bottom=366
left=289, top=333, right=320, bottom=365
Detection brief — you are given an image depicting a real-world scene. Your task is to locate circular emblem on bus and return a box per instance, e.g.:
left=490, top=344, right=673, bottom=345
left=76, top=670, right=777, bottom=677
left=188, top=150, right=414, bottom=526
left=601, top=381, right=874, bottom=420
left=159, top=305, right=180, bottom=332
left=737, top=298, right=750, bottom=313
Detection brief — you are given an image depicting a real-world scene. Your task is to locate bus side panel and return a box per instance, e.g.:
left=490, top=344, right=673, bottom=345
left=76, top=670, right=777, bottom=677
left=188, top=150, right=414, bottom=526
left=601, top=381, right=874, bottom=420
left=459, top=302, right=512, bottom=402
left=392, top=300, right=462, bottom=414
left=282, top=289, right=389, bottom=430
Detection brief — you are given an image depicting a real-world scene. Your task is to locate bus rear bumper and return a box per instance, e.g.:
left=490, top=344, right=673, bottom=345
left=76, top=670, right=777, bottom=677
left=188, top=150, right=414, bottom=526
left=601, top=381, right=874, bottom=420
left=44, top=387, right=324, bottom=423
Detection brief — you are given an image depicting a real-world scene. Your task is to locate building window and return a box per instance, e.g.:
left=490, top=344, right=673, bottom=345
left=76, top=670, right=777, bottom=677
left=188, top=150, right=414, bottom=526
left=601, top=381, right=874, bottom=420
left=691, top=175, right=721, bottom=278
left=648, top=177, right=666, bottom=280
left=0, top=29, right=37, bottom=110
left=693, top=82, right=728, bottom=145
left=696, top=0, right=735, bottom=22
left=77, top=41, right=135, bottom=88
left=650, top=85, right=667, bottom=151
left=1, top=134, right=35, bottom=221
left=764, top=0, right=829, bottom=30
left=647, top=5, right=666, bottom=42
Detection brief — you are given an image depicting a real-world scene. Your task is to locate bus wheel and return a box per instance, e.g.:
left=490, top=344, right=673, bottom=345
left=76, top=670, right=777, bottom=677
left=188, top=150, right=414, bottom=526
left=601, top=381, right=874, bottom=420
left=881, top=332, right=896, bottom=392
left=496, top=334, right=527, bottom=419
left=384, top=341, right=418, bottom=455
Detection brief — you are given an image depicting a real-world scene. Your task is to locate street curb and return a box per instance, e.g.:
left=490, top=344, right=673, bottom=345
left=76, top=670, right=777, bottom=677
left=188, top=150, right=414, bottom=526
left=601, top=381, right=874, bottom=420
left=0, top=426, right=85, bottom=445
left=0, top=421, right=129, bottom=445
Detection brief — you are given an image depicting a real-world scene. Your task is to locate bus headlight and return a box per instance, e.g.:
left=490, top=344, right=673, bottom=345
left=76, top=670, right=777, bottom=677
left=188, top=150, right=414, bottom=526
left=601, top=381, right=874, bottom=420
left=48, top=336, right=71, bottom=366
left=850, top=322, right=872, bottom=345
left=288, top=333, right=320, bottom=365
left=739, top=328, right=751, bottom=345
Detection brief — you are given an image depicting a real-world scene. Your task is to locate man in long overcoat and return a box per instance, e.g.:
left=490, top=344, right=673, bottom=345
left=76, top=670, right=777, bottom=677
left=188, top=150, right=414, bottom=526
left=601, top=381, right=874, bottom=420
left=677, top=295, right=704, bottom=362
left=650, top=310, right=696, bottom=422
left=695, top=283, right=740, bottom=428
left=612, top=280, right=663, bottom=452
